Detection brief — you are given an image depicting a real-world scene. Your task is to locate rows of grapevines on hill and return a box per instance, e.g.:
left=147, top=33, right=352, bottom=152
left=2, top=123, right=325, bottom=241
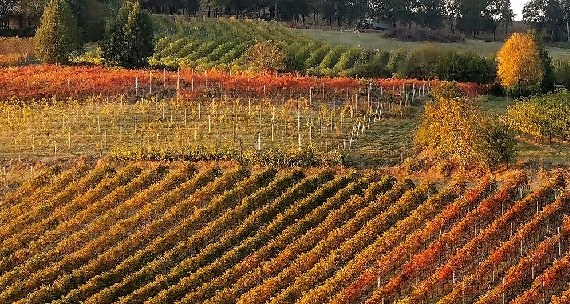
left=80, top=168, right=334, bottom=304
left=325, top=177, right=496, bottom=304
left=24, top=167, right=277, bottom=303
left=194, top=175, right=395, bottom=304
left=148, top=18, right=380, bottom=76
left=1, top=162, right=568, bottom=303
left=59, top=168, right=305, bottom=303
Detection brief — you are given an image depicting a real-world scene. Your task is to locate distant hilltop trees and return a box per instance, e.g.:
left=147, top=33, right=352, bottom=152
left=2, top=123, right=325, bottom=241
left=3, top=0, right=570, bottom=42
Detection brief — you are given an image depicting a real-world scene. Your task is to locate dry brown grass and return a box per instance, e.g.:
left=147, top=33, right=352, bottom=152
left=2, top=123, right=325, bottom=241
left=0, top=37, right=36, bottom=67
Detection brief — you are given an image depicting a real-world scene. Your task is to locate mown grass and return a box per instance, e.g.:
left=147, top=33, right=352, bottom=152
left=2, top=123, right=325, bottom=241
left=293, top=28, right=570, bottom=60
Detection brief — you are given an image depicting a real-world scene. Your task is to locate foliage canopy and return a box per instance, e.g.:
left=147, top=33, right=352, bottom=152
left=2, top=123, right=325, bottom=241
left=497, top=32, right=544, bottom=96
left=415, top=92, right=517, bottom=172
left=34, top=0, right=80, bottom=64
left=102, top=0, right=154, bottom=68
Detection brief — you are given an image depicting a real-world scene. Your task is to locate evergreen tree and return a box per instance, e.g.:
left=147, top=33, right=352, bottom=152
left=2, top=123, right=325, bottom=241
left=34, top=0, right=80, bottom=64
left=103, top=0, right=154, bottom=67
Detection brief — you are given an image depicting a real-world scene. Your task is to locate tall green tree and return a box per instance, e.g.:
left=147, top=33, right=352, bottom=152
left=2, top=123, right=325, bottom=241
left=416, top=0, right=445, bottom=29
left=561, top=0, right=570, bottom=41
left=523, top=0, right=565, bottom=41
left=34, top=0, right=80, bottom=63
left=103, top=0, right=154, bottom=67
left=456, top=0, right=493, bottom=38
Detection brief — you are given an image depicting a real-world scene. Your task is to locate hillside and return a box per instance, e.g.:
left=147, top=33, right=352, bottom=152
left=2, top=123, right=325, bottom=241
left=0, top=160, right=569, bottom=303
left=294, top=28, right=570, bottom=61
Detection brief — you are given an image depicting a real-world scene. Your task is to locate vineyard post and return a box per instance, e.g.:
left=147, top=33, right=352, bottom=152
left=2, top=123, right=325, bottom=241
left=149, top=71, right=153, bottom=95
left=355, top=93, right=358, bottom=115
left=208, top=115, right=211, bottom=134
left=177, top=69, right=181, bottom=100
left=198, top=103, right=201, bottom=120
left=297, top=101, right=301, bottom=149
left=309, top=87, right=312, bottom=106
left=367, top=84, right=371, bottom=113
left=331, top=99, right=336, bottom=132
left=135, top=77, right=139, bottom=96
left=271, top=106, right=275, bottom=142
left=163, top=68, right=166, bottom=89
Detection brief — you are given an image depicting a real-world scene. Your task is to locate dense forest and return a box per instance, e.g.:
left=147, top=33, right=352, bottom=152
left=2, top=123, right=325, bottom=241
left=2, top=0, right=570, bottom=41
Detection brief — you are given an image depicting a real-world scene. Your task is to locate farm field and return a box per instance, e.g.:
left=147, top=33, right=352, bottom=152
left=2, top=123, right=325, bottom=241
left=0, top=160, right=569, bottom=304
left=0, top=64, right=466, bottom=166
left=2, top=3, right=570, bottom=303
left=0, top=160, right=570, bottom=303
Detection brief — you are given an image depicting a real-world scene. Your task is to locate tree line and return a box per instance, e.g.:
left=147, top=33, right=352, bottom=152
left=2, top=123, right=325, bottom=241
left=4, top=0, right=570, bottom=42
left=0, top=0, right=514, bottom=39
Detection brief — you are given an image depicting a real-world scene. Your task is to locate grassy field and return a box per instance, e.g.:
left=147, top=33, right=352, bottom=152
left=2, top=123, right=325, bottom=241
left=294, top=28, right=570, bottom=60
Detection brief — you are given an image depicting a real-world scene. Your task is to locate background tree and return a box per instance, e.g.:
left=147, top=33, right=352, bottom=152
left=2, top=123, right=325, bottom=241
left=498, top=0, right=513, bottom=36
left=560, top=0, right=570, bottom=40
left=455, top=0, right=493, bottom=38
left=496, top=32, right=544, bottom=96
left=524, top=0, right=565, bottom=41
left=416, top=0, right=445, bottom=29
left=103, top=0, right=154, bottom=67
left=533, top=31, right=556, bottom=92
left=34, top=0, right=80, bottom=64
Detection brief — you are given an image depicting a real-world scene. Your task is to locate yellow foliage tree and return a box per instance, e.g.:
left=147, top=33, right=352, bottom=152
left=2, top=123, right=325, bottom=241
left=497, top=33, right=544, bottom=96
left=414, top=97, right=517, bottom=173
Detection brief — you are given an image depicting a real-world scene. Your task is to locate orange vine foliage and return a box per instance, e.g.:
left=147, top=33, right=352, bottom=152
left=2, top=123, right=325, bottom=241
left=497, top=33, right=543, bottom=92
left=0, top=65, right=491, bottom=100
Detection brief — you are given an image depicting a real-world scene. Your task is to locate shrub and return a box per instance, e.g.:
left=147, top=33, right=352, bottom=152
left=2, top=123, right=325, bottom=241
left=34, top=0, right=80, bottom=64
left=436, top=51, right=496, bottom=83
left=103, top=0, right=154, bottom=68
left=485, top=123, right=518, bottom=166
left=284, top=43, right=311, bottom=73
left=497, top=33, right=544, bottom=96
left=397, top=45, right=441, bottom=79
left=343, top=50, right=390, bottom=78
left=243, top=40, right=286, bottom=72
left=415, top=97, right=517, bottom=171
left=554, top=60, right=570, bottom=88
left=501, top=91, right=570, bottom=143
left=394, top=46, right=496, bottom=83
left=387, top=49, right=408, bottom=77
left=429, top=81, right=464, bottom=99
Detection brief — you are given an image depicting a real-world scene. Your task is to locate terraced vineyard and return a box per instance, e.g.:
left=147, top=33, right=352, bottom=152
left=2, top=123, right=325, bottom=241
left=0, top=160, right=569, bottom=304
